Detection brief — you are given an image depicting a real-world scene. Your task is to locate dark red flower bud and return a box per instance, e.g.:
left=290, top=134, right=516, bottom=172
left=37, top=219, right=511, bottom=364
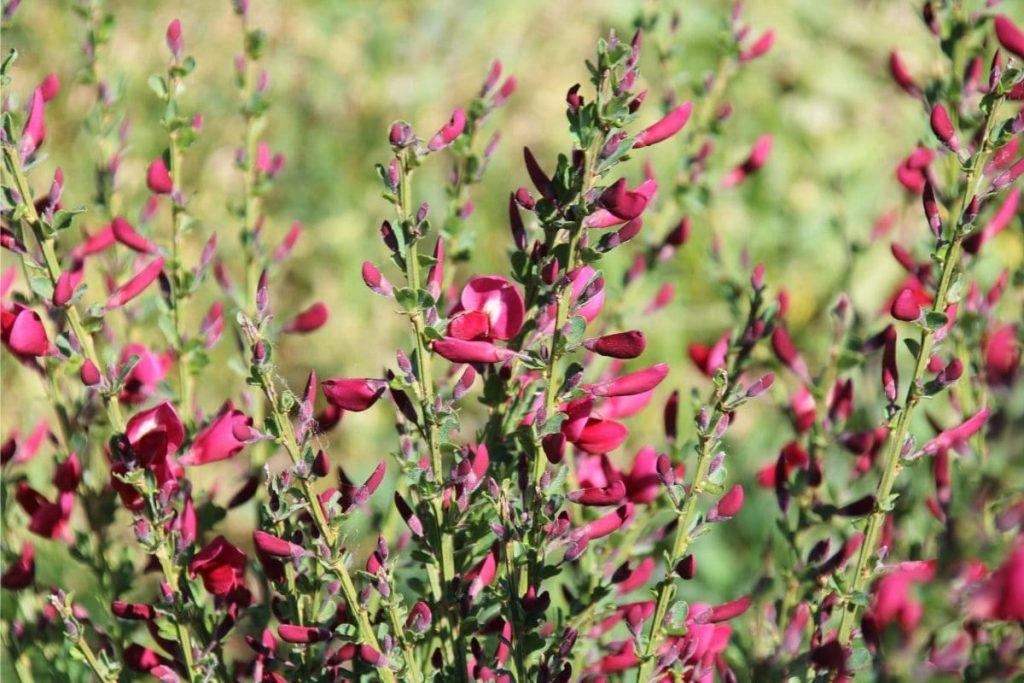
left=675, top=554, right=696, bottom=580
left=112, top=601, right=156, bottom=621
left=278, top=624, right=331, bottom=644
left=583, top=331, right=646, bottom=359
left=929, top=104, right=960, bottom=153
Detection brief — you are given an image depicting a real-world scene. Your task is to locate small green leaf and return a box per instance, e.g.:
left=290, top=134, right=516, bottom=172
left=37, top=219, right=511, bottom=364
left=148, top=75, right=168, bottom=99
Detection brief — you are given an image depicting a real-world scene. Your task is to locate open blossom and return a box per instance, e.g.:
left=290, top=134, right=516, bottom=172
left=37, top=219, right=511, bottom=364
left=190, top=535, right=247, bottom=597
left=179, top=403, right=254, bottom=466
left=448, top=276, right=525, bottom=341
left=125, top=401, right=185, bottom=465
left=585, top=178, right=657, bottom=228
left=867, top=561, right=936, bottom=632
left=1, top=304, right=55, bottom=357
left=16, top=483, right=74, bottom=541
left=0, top=542, right=35, bottom=590
left=119, top=343, right=172, bottom=403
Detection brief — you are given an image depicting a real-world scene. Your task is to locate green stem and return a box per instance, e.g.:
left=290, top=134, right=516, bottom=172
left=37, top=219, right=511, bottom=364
left=835, top=96, right=1002, bottom=646
left=244, top=337, right=397, bottom=683
left=2, top=147, right=125, bottom=432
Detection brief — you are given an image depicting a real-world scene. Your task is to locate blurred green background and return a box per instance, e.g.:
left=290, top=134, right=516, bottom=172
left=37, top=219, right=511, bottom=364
left=2, top=0, right=1022, bottom=674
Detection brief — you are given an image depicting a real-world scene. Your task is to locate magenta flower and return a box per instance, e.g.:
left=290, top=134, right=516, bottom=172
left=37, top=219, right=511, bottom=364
left=166, top=18, right=183, bottom=58
left=361, top=261, right=393, bottom=297
left=632, top=102, right=692, bottom=148
left=982, top=324, right=1020, bottom=387
left=1, top=304, right=55, bottom=357
left=916, top=407, right=990, bottom=458
left=968, top=542, right=1024, bottom=621
left=586, top=178, right=658, bottom=228
left=432, top=337, right=516, bottom=364
left=112, top=601, right=156, bottom=621
left=868, top=560, right=935, bottom=632
left=106, top=256, right=165, bottom=309
left=568, top=480, right=626, bottom=506
left=929, top=104, right=960, bottom=153
left=888, top=51, right=920, bottom=97
left=589, top=363, right=668, bottom=397
left=721, top=134, right=773, bottom=188
left=52, top=266, right=84, bottom=307
left=254, top=530, right=305, bottom=558
left=189, top=535, right=247, bottom=597
left=19, top=88, right=46, bottom=158
left=179, top=403, right=254, bottom=466
left=39, top=73, right=60, bottom=102
left=146, top=158, right=174, bottom=195
left=739, top=30, right=775, bottom=62
left=891, top=288, right=923, bottom=321
left=119, top=343, right=172, bottom=403
left=278, top=624, right=330, bottom=644
left=111, top=217, right=158, bottom=254
left=427, top=108, right=466, bottom=151
left=448, top=275, right=525, bottom=341
left=573, top=418, right=628, bottom=454
left=711, top=484, right=745, bottom=520
left=283, top=301, right=329, bottom=334
left=896, top=146, right=935, bottom=194
left=994, top=15, right=1024, bottom=60
left=125, top=401, right=185, bottom=466
left=321, top=377, right=386, bottom=412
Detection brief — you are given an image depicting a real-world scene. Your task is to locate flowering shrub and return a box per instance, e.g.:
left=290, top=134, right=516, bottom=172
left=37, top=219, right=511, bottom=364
left=1, top=1, right=1022, bottom=681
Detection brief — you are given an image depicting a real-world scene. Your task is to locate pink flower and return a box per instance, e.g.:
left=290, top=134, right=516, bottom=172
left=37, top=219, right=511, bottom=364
left=869, top=560, right=935, bottom=631
left=739, top=30, right=775, bottom=62
left=1, top=304, right=55, bottom=357
left=632, top=102, right=692, bottom=148
left=964, top=187, right=1020, bottom=254
left=146, top=158, right=174, bottom=195
left=321, top=378, right=386, bottom=412
left=39, top=73, right=60, bottom=102
left=119, top=343, right=172, bottom=403
left=253, top=530, right=305, bottom=558
left=711, top=484, right=745, bottom=520
left=284, top=302, right=329, bottom=334
left=968, top=541, right=1024, bottom=621
left=106, top=256, right=165, bottom=309
left=896, top=147, right=935, bottom=194
left=19, top=88, right=46, bottom=158
left=406, top=601, right=432, bottom=633
left=585, top=178, right=657, bottom=227
left=982, top=324, right=1020, bottom=387
left=721, top=134, right=772, bottom=188
left=427, top=108, right=466, bottom=151
left=179, top=404, right=253, bottom=466
left=916, top=408, right=990, bottom=458
left=623, top=446, right=661, bottom=504
left=465, top=543, right=499, bottom=599
left=573, top=418, right=628, bottom=454
left=111, top=217, right=158, bottom=254
left=189, top=535, right=247, bottom=597
left=790, top=385, right=817, bottom=433
left=581, top=503, right=632, bottom=541
left=448, top=276, right=525, bottom=341
left=166, top=19, right=183, bottom=58
left=53, top=266, right=83, bottom=307
left=994, top=15, right=1024, bottom=60
left=432, top=337, right=516, bottom=364
left=891, top=288, right=922, bottom=321
left=888, top=51, right=920, bottom=96
left=588, top=363, right=668, bottom=397
left=689, top=332, right=730, bottom=377
left=361, top=261, right=393, bottom=297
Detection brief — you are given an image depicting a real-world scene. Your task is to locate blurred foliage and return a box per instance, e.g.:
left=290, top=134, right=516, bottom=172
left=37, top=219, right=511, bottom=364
left=1, top=0, right=1022, bottom=678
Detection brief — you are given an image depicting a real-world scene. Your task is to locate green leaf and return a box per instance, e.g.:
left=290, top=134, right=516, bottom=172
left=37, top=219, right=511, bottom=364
left=148, top=75, right=168, bottom=99
left=922, top=310, right=948, bottom=331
